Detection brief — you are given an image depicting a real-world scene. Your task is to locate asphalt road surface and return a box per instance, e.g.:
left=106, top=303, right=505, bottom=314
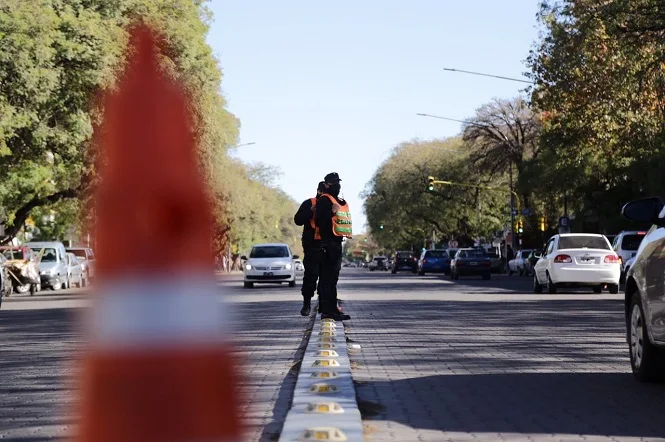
left=1, top=269, right=664, bottom=442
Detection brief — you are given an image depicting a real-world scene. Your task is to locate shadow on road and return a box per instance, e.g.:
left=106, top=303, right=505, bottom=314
left=356, top=372, right=665, bottom=438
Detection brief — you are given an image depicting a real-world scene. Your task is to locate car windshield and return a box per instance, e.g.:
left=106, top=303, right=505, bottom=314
left=375, top=258, right=385, bottom=262
left=69, top=249, right=87, bottom=259
left=425, top=250, right=448, bottom=258
left=397, top=252, right=413, bottom=259
left=466, top=249, right=488, bottom=257
left=621, top=234, right=645, bottom=251
left=447, top=250, right=457, bottom=259
left=2, top=250, right=23, bottom=260
left=558, top=236, right=610, bottom=250
left=33, top=248, right=58, bottom=262
left=250, top=246, right=289, bottom=258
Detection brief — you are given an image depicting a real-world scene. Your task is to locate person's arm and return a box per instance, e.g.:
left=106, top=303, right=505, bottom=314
left=294, top=200, right=312, bottom=226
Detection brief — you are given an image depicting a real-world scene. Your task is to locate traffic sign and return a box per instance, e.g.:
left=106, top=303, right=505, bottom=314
left=559, top=216, right=570, bottom=227
left=522, top=208, right=532, bottom=216
left=511, top=209, right=518, bottom=216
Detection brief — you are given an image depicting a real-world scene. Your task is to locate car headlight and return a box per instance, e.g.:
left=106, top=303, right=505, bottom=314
left=285, top=263, right=293, bottom=270
left=245, top=264, right=252, bottom=270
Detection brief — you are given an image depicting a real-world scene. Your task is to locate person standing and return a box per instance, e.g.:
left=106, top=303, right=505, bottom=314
left=315, top=172, right=352, bottom=321
left=294, top=182, right=326, bottom=316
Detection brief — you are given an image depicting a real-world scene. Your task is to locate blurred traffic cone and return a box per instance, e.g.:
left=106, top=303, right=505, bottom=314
left=74, top=25, right=242, bottom=442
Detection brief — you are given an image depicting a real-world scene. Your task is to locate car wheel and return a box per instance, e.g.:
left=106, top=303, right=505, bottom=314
left=593, top=285, right=602, bottom=294
left=418, top=270, right=425, bottom=276
left=508, top=269, right=513, bottom=276
left=243, top=282, right=254, bottom=289
left=16, top=284, right=31, bottom=294
left=391, top=270, right=396, bottom=274
left=518, top=269, right=524, bottom=276
left=546, top=273, right=557, bottom=294
left=629, top=293, right=665, bottom=382
left=289, top=280, right=296, bottom=288
left=533, top=274, right=543, bottom=294
left=609, top=284, right=619, bottom=294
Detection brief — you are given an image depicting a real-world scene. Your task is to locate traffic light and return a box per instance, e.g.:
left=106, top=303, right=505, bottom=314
left=379, top=225, right=384, bottom=230
left=427, top=176, right=435, bottom=192
left=517, top=219, right=524, bottom=234
left=539, top=217, right=545, bottom=232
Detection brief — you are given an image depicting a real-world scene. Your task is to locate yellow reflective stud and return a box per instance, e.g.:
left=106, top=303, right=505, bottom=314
left=302, top=427, right=348, bottom=441
left=305, top=402, right=345, bottom=414
left=311, top=371, right=339, bottom=379
left=309, top=383, right=339, bottom=394
left=312, top=359, right=340, bottom=367
left=316, top=350, right=339, bottom=358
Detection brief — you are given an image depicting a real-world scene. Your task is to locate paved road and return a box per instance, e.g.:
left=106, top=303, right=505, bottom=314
left=0, top=275, right=313, bottom=442
left=1, top=270, right=664, bottom=442
left=341, top=268, right=665, bottom=442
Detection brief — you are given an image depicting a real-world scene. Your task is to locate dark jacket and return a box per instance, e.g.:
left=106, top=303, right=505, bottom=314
left=315, top=194, right=345, bottom=244
left=294, top=197, right=319, bottom=246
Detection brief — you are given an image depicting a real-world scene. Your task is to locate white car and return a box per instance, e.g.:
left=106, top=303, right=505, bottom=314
left=611, top=230, right=646, bottom=282
left=242, top=243, right=297, bottom=289
left=508, top=249, right=533, bottom=276
left=533, top=233, right=620, bottom=294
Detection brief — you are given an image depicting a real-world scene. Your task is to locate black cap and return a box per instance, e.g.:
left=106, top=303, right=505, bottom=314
left=317, top=181, right=326, bottom=192
left=324, top=172, right=341, bottom=183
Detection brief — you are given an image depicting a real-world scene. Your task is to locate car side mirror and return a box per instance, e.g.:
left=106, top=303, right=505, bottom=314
left=622, top=196, right=664, bottom=224
left=293, top=255, right=300, bottom=260
left=240, top=255, right=248, bottom=261
left=534, top=252, right=542, bottom=259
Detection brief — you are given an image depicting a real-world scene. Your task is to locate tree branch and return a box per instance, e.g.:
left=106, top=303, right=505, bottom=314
left=1, top=186, right=82, bottom=245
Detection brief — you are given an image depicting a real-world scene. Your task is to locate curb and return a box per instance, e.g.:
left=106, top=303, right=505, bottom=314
left=278, top=314, right=363, bottom=442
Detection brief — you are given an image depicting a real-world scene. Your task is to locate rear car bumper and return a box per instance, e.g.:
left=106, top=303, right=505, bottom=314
left=550, top=266, right=620, bottom=285
left=421, top=264, right=451, bottom=273
left=40, top=275, right=65, bottom=288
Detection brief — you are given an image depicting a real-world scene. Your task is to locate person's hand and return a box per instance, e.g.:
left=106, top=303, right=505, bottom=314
left=332, top=203, right=340, bottom=213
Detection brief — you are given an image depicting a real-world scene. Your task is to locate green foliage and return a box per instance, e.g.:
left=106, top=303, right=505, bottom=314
left=525, top=0, right=665, bottom=232
left=0, top=0, right=300, bottom=251
left=363, top=137, right=508, bottom=251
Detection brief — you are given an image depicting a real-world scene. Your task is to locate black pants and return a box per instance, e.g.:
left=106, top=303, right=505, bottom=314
left=318, top=242, right=343, bottom=315
left=302, top=244, right=322, bottom=301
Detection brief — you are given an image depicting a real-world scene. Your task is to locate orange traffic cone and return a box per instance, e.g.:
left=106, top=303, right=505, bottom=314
left=74, top=25, right=243, bottom=442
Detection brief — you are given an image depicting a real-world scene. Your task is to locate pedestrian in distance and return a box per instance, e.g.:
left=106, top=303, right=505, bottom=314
left=293, top=181, right=326, bottom=316
left=315, top=172, right=352, bottom=321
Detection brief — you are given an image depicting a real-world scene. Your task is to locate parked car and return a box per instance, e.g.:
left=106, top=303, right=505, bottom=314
left=0, top=246, right=41, bottom=294
left=241, top=243, right=297, bottom=288
left=65, top=253, right=87, bottom=288
left=391, top=251, right=417, bottom=274
left=25, top=241, right=69, bottom=291
left=369, top=256, right=389, bottom=271
left=508, top=249, right=533, bottom=276
left=485, top=246, right=503, bottom=273
left=533, top=234, right=620, bottom=294
left=620, top=196, right=665, bottom=381
left=417, top=249, right=452, bottom=275
left=450, top=248, right=492, bottom=280
left=66, top=247, right=96, bottom=280
left=611, top=231, right=646, bottom=283
left=0, top=254, right=11, bottom=307
left=523, top=250, right=543, bottom=276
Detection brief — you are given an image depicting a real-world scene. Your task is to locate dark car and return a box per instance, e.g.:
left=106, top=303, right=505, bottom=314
left=417, top=249, right=452, bottom=275
left=392, top=251, right=417, bottom=274
left=620, top=196, right=665, bottom=382
left=450, top=248, right=492, bottom=280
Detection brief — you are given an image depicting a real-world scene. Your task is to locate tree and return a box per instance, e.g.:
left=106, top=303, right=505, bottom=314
left=526, top=0, right=665, bottom=232
left=363, top=138, right=508, bottom=251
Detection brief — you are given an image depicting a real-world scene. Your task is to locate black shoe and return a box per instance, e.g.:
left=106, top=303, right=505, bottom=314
left=300, top=303, right=311, bottom=316
left=321, top=312, right=351, bottom=321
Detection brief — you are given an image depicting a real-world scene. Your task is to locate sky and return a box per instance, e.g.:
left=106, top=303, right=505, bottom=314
left=206, top=1, right=540, bottom=233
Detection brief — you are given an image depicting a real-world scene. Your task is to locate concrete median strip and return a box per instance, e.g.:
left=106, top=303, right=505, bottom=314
left=278, top=315, right=364, bottom=442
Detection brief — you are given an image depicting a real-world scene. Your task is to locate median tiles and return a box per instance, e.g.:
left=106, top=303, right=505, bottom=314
left=279, top=318, right=363, bottom=442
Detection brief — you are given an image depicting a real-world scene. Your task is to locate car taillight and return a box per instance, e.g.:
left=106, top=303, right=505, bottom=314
left=604, top=254, right=620, bottom=264
left=553, top=254, right=572, bottom=263
left=413, top=257, right=417, bottom=261
left=423, top=259, right=427, bottom=263
left=456, top=261, right=465, bottom=266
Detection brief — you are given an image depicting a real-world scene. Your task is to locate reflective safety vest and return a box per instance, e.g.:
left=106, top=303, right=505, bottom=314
left=314, top=194, right=352, bottom=239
